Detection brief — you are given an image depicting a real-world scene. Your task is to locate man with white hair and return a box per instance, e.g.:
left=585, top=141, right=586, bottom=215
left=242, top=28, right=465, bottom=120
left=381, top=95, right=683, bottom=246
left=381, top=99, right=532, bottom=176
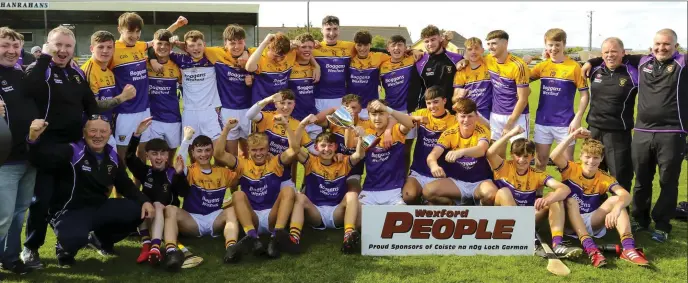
left=583, top=28, right=687, bottom=243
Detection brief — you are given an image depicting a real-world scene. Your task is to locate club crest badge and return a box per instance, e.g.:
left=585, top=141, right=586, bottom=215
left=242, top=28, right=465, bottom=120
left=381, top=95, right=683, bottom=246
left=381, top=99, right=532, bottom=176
left=666, top=65, right=674, bottom=73
left=619, top=78, right=627, bottom=86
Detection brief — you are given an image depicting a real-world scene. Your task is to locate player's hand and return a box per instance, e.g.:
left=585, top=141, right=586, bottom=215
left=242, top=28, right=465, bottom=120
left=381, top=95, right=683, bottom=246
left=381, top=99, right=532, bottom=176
left=568, top=118, right=582, bottom=134
left=412, top=116, right=429, bottom=125
left=411, top=49, right=424, bottom=61
left=0, top=100, right=5, bottom=118
left=313, top=65, right=321, bottom=83
left=354, top=126, right=365, bottom=137
left=381, top=129, right=393, bottom=149
left=572, top=127, right=591, bottom=139
left=141, top=202, right=155, bottom=220
left=42, top=42, right=57, bottom=57
left=430, top=164, right=446, bottom=178
left=581, top=62, right=592, bottom=77
left=175, top=16, right=188, bottom=27
left=605, top=208, right=621, bottom=229
left=445, top=149, right=464, bottom=163
left=28, top=119, right=48, bottom=141
left=508, top=125, right=525, bottom=137
left=333, top=153, right=345, bottom=163
left=263, top=33, right=276, bottom=44
left=267, top=92, right=283, bottom=104
left=501, top=120, right=516, bottom=137
left=522, top=55, right=533, bottom=65
left=150, top=60, right=164, bottom=73
left=369, top=100, right=388, bottom=113
left=224, top=118, right=239, bottom=131
left=119, top=84, right=137, bottom=102
left=135, top=117, right=153, bottom=136
left=456, top=59, right=469, bottom=70
left=174, top=155, right=185, bottom=174
left=290, top=40, right=300, bottom=50
left=300, top=114, right=317, bottom=127
left=313, top=41, right=322, bottom=49
left=238, top=50, right=249, bottom=67
left=534, top=197, right=550, bottom=211
left=542, top=49, right=550, bottom=60
left=183, top=126, right=195, bottom=141
left=273, top=114, right=288, bottom=126
left=244, top=74, right=253, bottom=86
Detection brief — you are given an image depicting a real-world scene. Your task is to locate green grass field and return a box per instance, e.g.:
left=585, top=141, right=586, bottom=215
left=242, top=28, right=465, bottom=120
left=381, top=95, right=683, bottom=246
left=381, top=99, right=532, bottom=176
left=2, top=81, right=687, bottom=283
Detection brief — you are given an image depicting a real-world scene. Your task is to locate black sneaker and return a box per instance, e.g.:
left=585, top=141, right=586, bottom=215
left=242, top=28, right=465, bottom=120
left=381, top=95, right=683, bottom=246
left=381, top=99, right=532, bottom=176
left=552, top=243, right=583, bottom=259
left=164, top=249, right=184, bottom=271
left=223, top=244, right=242, bottom=263
left=266, top=236, right=280, bottom=258
left=631, top=220, right=649, bottom=233
left=1, top=259, right=33, bottom=275
left=534, top=244, right=547, bottom=258
left=341, top=230, right=360, bottom=254
left=55, top=245, right=75, bottom=268
left=20, top=247, right=43, bottom=270
left=235, top=235, right=265, bottom=257
left=87, top=231, right=103, bottom=250
left=276, top=229, right=299, bottom=254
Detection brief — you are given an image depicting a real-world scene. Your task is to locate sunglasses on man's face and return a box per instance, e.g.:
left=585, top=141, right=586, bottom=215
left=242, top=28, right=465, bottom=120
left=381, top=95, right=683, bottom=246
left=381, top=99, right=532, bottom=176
left=88, top=115, right=110, bottom=122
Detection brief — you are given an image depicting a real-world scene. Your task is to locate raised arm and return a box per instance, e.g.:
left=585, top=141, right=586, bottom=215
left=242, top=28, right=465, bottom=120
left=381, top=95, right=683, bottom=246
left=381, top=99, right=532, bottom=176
left=178, top=126, right=195, bottom=174
left=349, top=127, right=366, bottom=166
left=486, top=126, right=524, bottom=169
left=214, top=118, right=239, bottom=168
left=570, top=89, right=589, bottom=133
left=246, top=92, right=281, bottom=122
left=171, top=155, right=191, bottom=197
left=550, top=127, right=590, bottom=169
left=125, top=117, right=153, bottom=181
left=294, top=115, right=317, bottom=164
left=246, top=34, right=275, bottom=73
left=27, top=119, right=73, bottom=169
left=314, top=107, right=336, bottom=128
left=166, top=16, right=188, bottom=34
left=369, top=100, right=415, bottom=134
left=278, top=115, right=299, bottom=165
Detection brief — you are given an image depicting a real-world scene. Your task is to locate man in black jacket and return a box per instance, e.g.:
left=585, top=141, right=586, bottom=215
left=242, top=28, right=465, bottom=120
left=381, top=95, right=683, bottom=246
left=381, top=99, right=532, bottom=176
left=0, top=27, right=39, bottom=275
left=27, top=117, right=154, bottom=267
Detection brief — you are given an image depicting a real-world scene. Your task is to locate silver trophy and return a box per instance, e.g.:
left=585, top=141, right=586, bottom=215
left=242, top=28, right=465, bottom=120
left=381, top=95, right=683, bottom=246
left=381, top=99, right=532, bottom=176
left=326, top=106, right=379, bottom=149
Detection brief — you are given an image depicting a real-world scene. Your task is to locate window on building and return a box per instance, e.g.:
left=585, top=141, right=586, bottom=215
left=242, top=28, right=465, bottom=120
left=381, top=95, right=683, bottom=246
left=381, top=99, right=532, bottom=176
left=20, top=32, right=33, bottom=42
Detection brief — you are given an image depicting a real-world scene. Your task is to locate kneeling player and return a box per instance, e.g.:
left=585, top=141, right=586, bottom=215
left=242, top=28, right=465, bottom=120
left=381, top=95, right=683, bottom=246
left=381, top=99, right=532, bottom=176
left=284, top=116, right=366, bottom=254
left=358, top=99, right=416, bottom=206
left=162, top=127, right=241, bottom=267
left=425, top=98, right=497, bottom=205
left=214, top=118, right=299, bottom=260
left=487, top=126, right=581, bottom=258
left=403, top=86, right=457, bottom=204
left=551, top=128, right=649, bottom=268
left=126, top=118, right=183, bottom=268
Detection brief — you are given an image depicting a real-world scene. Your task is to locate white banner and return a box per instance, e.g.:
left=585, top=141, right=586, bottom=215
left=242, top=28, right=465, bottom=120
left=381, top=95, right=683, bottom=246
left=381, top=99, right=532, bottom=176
left=0, top=2, right=49, bottom=9
left=362, top=206, right=535, bottom=256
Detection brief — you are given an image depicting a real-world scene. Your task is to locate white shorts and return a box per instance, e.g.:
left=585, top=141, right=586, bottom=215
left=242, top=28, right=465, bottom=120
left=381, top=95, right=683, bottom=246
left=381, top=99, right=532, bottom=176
left=255, top=208, right=272, bottom=235
left=490, top=113, right=529, bottom=141
left=182, top=108, right=222, bottom=141
left=450, top=178, right=485, bottom=204
left=566, top=212, right=607, bottom=238
left=312, top=205, right=341, bottom=230
left=534, top=124, right=575, bottom=146
left=315, top=98, right=342, bottom=113
left=359, top=108, right=369, bottom=120
left=107, top=135, right=117, bottom=148
left=305, top=123, right=323, bottom=140
left=221, top=108, right=250, bottom=140
left=359, top=188, right=405, bottom=206
left=148, top=121, right=182, bottom=148
left=189, top=209, right=222, bottom=237
left=115, top=109, right=152, bottom=146
left=408, top=170, right=438, bottom=189
left=346, top=174, right=361, bottom=182
left=281, top=179, right=296, bottom=191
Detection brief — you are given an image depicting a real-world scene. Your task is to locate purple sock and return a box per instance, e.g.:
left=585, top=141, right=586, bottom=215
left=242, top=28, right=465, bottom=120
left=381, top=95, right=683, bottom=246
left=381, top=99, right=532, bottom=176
left=582, top=237, right=597, bottom=253
left=151, top=239, right=162, bottom=247
left=552, top=236, right=563, bottom=247
left=621, top=237, right=636, bottom=250
left=247, top=229, right=258, bottom=239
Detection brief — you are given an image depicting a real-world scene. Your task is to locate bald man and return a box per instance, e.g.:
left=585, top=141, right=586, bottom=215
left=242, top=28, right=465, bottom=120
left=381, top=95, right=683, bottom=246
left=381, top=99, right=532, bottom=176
left=583, top=28, right=687, bottom=243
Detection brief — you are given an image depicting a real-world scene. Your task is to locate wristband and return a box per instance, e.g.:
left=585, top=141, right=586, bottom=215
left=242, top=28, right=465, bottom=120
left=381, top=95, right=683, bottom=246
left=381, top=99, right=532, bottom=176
left=385, top=106, right=394, bottom=114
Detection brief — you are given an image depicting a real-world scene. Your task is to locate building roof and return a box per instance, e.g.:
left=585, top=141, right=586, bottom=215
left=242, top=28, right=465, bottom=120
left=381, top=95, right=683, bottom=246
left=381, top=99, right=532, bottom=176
left=258, top=26, right=412, bottom=43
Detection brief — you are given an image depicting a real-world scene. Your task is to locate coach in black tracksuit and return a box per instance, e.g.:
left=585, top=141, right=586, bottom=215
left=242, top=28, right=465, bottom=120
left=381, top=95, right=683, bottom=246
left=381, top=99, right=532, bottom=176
left=23, top=50, right=100, bottom=260
left=412, top=49, right=463, bottom=114
left=586, top=42, right=638, bottom=193
left=28, top=118, right=153, bottom=266
left=588, top=41, right=687, bottom=238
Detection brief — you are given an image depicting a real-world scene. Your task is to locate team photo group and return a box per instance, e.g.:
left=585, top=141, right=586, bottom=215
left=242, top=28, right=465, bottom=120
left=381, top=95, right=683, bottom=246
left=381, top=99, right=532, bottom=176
left=0, top=8, right=686, bottom=278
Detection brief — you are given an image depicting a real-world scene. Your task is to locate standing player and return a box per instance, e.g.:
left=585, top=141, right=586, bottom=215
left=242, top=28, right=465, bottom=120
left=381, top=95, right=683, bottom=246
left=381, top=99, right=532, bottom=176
left=530, top=29, right=589, bottom=171
left=414, top=25, right=464, bottom=113
left=402, top=86, right=456, bottom=204
left=161, top=127, right=241, bottom=265
left=214, top=118, right=299, bottom=260
left=358, top=99, right=415, bottom=206
left=551, top=128, right=649, bottom=267
left=313, top=15, right=355, bottom=112
left=348, top=30, right=390, bottom=120
left=204, top=24, right=254, bottom=158
left=289, top=33, right=321, bottom=140
left=283, top=116, right=365, bottom=254
left=487, top=126, right=581, bottom=258
left=425, top=98, right=497, bottom=206
left=453, top=37, right=492, bottom=122
left=81, top=31, right=137, bottom=148
left=146, top=29, right=182, bottom=162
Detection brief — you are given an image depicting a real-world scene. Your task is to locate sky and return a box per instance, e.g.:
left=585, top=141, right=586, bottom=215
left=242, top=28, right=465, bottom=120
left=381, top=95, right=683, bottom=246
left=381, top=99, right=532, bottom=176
left=246, top=1, right=687, bottom=50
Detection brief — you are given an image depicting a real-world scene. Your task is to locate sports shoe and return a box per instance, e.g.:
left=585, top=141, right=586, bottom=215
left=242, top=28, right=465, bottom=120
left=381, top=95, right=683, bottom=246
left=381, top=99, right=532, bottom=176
left=235, top=235, right=265, bottom=257
left=55, top=244, right=75, bottom=268
left=20, top=247, right=44, bottom=270
left=148, top=247, right=162, bottom=266
left=1, top=259, right=33, bottom=275
left=165, top=249, right=184, bottom=271
left=266, top=236, right=280, bottom=258
left=651, top=230, right=669, bottom=243
left=552, top=243, right=583, bottom=259
left=341, top=230, right=360, bottom=254
left=534, top=244, right=547, bottom=258
left=620, top=248, right=649, bottom=266
left=588, top=250, right=607, bottom=268
left=630, top=220, right=649, bottom=233
left=136, top=244, right=151, bottom=263
left=223, top=243, right=242, bottom=263
left=276, top=229, right=300, bottom=254
left=87, top=232, right=103, bottom=250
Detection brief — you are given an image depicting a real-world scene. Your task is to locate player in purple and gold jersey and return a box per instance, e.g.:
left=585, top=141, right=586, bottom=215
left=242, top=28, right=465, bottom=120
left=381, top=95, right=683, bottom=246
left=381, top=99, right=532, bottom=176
left=453, top=37, right=492, bottom=122
left=289, top=33, right=321, bottom=140
left=348, top=30, right=390, bottom=120
left=551, top=128, right=649, bottom=268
